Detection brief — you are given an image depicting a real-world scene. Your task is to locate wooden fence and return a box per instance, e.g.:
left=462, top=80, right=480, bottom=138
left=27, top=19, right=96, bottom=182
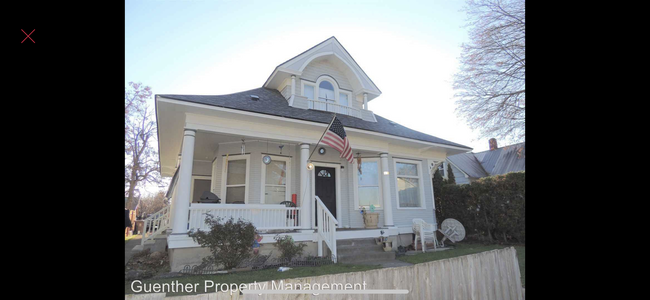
left=125, top=247, right=523, bottom=300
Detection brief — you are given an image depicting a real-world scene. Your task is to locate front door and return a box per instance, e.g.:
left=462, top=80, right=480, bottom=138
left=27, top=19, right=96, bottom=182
left=315, top=166, right=337, bottom=224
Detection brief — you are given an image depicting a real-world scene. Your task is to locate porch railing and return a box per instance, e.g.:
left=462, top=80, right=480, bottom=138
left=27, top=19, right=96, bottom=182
left=307, top=99, right=361, bottom=118
left=315, top=196, right=338, bottom=262
left=188, top=204, right=302, bottom=231
left=141, top=205, right=171, bottom=246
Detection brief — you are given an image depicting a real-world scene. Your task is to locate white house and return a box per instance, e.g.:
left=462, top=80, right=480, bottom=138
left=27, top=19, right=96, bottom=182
left=146, top=36, right=472, bottom=271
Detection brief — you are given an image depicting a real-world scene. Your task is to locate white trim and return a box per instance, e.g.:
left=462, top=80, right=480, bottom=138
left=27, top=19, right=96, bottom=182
left=310, top=162, right=342, bottom=227
left=190, top=175, right=211, bottom=203
left=315, top=75, right=340, bottom=104
left=393, top=158, right=427, bottom=210
left=160, top=97, right=473, bottom=152
left=301, top=80, right=316, bottom=100
left=352, top=157, right=383, bottom=210
left=220, top=154, right=251, bottom=204
left=338, top=90, right=352, bottom=108
left=260, top=155, right=292, bottom=204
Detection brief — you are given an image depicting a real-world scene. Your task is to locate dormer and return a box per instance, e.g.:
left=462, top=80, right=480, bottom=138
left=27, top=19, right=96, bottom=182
left=263, top=37, right=381, bottom=122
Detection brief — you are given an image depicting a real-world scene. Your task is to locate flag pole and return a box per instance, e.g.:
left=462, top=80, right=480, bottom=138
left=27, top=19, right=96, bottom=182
left=307, top=113, right=337, bottom=162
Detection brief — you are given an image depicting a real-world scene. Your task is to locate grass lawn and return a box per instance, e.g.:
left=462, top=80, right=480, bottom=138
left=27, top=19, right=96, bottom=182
left=397, top=243, right=525, bottom=287
left=125, top=264, right=382, bottom=297
left=125, top=234, right=141, bottom=243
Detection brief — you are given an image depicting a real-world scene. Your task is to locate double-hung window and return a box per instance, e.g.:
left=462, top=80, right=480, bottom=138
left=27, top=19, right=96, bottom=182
left=260, top=156, right=292, bottom=204
left=394, top=158, right=425, bottom=209
left=353, top=158, right=382, bottom=210
left=221, top=154, right=250, bottom=203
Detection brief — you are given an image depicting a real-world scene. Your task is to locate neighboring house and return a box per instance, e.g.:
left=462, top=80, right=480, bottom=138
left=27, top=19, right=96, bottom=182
left=148, top=36, right=472, bottom=270
left=446, top=139, right=525, bottom=185
left=125, top=196, right=140, bottom=234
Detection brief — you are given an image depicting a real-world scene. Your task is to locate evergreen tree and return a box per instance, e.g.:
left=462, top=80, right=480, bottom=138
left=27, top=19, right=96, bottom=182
left=433, top=169, right=445, bottom=223
left=446, top=164, right=456, bottom=185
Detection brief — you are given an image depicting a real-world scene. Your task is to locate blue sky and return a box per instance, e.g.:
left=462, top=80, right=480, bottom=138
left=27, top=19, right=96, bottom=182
left=126, top=0, right=490, bottom=192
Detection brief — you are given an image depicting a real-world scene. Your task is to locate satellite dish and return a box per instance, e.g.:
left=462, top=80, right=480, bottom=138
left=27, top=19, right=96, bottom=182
left=439, top=218, right=466, bottom=246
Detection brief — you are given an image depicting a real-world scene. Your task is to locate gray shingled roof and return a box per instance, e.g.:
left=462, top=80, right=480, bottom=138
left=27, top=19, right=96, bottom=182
left=448, top=142, right=525, bottom=178
left=158, top=87, right=471, bottom=149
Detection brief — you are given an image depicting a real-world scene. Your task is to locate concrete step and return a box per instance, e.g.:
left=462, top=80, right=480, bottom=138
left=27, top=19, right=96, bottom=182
left=336, top=238, right=378, bottom=247
left=335, top=238, right=396, bottom=264
left=337, top=245, right=387, bottom=255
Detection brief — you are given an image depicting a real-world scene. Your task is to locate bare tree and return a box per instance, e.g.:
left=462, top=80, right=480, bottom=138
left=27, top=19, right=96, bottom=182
left=138, top=190, right=167, bottom=219
left=125, top=82, right=152, bottom=136
left=454, top=0, right=525, bottom=143
left=125, top=82, right=160, bottom=211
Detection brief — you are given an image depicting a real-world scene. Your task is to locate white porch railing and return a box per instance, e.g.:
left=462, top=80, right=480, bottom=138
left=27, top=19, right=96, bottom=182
left=141, top=205, right=171, bottom=246
left=188, top=204, right=302, bottom=231
left=307, top=99, right=361, bottom=118
left=315, top=196, right=338, bottom=262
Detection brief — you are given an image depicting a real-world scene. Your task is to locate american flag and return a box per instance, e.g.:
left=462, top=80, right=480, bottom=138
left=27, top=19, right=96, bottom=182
left=321, top=116, right=354, bottom=163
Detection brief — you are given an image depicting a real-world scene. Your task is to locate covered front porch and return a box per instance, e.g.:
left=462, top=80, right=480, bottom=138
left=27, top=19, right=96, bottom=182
left=156, top=128, right=399, bottom=254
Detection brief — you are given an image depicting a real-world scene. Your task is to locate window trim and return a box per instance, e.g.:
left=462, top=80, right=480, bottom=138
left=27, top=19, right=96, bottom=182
left=338, top=90, right=352, bottom=107
left=259, top=155, right=292, bottom=204
left=315, top=75, right=340, bottom=104
left=190, top=175, right=212, bottom=204
left=301, top=80, right=316, bottom=100
left=393, top=158, right=426, bottom=210
left=352, top=157, right=383, bottom=210
left=220, top=154, right=251, bottom=204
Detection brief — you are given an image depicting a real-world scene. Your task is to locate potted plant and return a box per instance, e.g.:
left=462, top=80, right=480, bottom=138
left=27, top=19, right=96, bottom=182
left=361, top=205, right=379, bottom=229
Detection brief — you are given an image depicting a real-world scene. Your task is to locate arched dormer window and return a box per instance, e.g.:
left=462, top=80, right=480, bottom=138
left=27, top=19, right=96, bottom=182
left=318, top=80, right=335, bottom=102
left=302, top=75, right=353, bottom=112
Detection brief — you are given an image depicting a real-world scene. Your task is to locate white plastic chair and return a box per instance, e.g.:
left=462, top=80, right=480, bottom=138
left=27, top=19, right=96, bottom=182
left=413, top=218, right=438, bottom=252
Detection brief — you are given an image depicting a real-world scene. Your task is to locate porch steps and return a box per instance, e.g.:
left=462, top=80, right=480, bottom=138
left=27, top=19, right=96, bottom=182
left=336, top=238, right=395, bottom=264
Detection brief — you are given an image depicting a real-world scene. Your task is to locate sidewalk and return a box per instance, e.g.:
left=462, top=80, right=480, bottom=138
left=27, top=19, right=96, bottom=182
left=125, top=235, right=142, bottom=265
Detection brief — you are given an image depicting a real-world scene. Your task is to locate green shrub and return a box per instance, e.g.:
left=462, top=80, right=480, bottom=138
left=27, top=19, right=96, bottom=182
left=188, top=214, right=257, bottom=270
left=274, top=235, right=307, bottom=261
left=435, top=172, right=525, bottom=243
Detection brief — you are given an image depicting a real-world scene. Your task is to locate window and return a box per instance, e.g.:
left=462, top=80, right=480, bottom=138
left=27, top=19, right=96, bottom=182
left=191, top=176, right=212, bottom=203
left=438, top=162, right=446, bottom=177
left=221, top=154, right=250, bottom=203
left=394, top=158, right=425, bottom=209
left=353, top=158, right=382, bottom=210
left=260, top=156, right=291, bottom=204
left=304, top=85, right=314, bottom=100
left=339, top=92, right=349, bottom=107
left=318, top=81, right=335, bottom=102
left=318, top=169, right=332, bottom=177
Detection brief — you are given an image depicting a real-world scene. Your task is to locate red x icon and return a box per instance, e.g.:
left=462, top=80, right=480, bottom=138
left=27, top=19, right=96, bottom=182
left=21, top=29, right=35, bottom=43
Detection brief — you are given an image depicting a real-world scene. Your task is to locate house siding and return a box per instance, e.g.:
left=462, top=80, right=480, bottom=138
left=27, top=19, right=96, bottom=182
left=299, top=59, right=363, bottom=110
left=389, top=155, right=436, bottom=228
left=199, top=141, right=436, bottom=230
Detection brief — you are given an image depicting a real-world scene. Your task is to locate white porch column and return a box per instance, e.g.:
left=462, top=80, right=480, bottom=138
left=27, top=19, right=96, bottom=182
left=171, top=129, right=196, bottom=235
left=291, top=75, right=296, bottom=96
left=299, top=143, right=312, bottom=229
left=363, top=93, right=368, bottom=110
left=380, top=153, right=394, bottom=227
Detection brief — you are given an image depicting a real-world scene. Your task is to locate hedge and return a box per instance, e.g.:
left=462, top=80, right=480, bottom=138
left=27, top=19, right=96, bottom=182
left=435, top=172, right=525, bottom=243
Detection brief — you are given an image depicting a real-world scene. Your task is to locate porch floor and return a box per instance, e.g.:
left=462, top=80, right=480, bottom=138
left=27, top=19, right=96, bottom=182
left=337, top=227, right=391, bottom=231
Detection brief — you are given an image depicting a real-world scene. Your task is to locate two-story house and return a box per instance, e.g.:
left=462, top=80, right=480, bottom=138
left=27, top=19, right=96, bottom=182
left=146, top=36, right=473, bottom=271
